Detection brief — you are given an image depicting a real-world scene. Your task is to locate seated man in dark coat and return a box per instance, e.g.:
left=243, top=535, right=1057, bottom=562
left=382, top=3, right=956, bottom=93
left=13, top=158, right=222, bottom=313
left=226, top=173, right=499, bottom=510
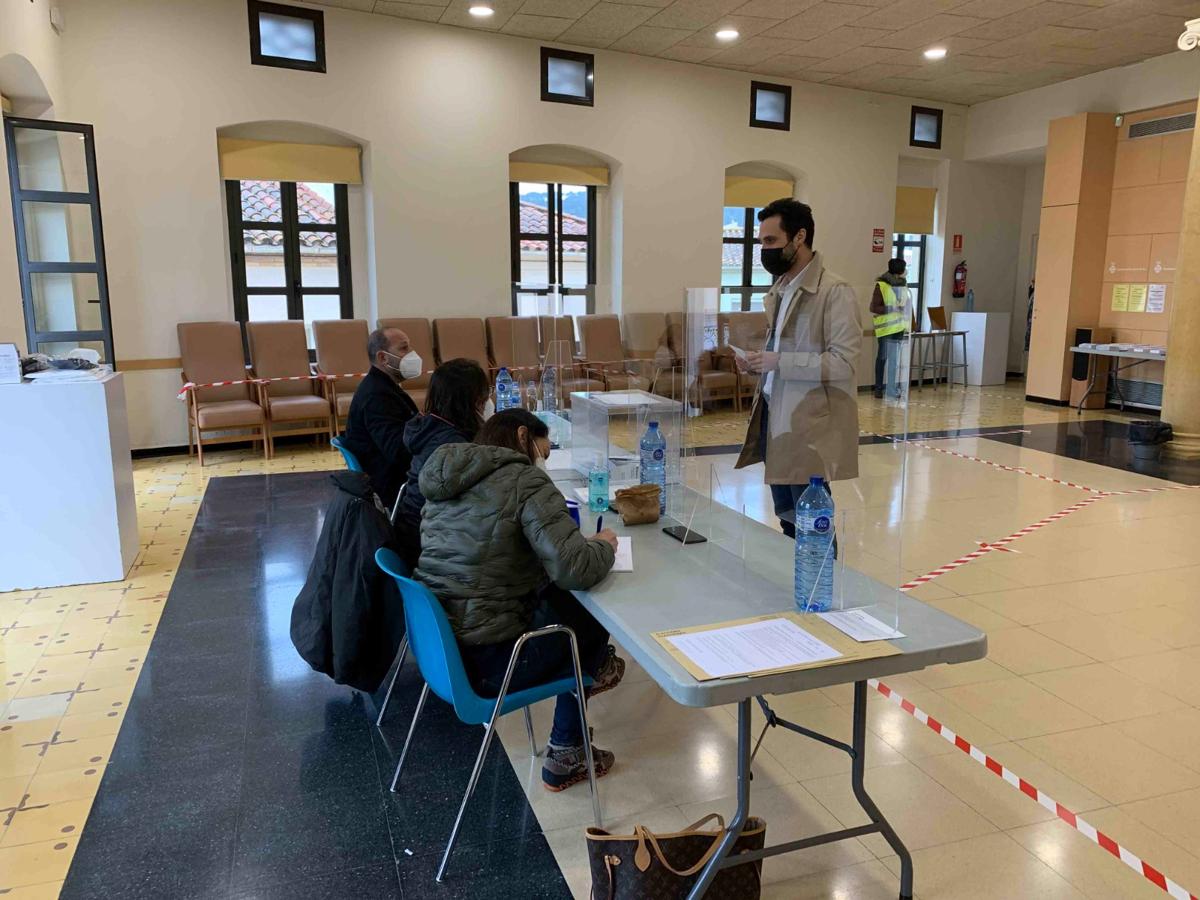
left=341, top=327, right=421, bottom=509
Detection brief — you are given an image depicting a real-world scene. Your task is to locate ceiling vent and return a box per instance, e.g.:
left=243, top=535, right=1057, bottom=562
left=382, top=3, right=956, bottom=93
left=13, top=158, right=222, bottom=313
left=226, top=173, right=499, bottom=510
left=1128, top=113, right=1195, bottom=139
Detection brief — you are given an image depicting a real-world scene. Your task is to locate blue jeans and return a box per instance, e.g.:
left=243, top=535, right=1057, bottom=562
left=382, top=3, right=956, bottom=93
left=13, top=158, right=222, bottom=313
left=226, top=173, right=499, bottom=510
left=461, top=585, right=609, bottom=747
left=759, top=405, right=837, bottom=557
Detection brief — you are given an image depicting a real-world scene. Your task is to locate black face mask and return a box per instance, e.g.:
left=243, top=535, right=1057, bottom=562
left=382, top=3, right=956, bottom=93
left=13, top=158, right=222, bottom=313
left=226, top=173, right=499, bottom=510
left=761, top=239, right=797, bottom=278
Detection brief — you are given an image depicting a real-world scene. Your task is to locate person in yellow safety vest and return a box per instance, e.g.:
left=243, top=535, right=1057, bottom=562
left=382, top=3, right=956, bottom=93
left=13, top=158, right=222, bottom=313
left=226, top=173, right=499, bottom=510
left=870, top=257, right=911, bottom=400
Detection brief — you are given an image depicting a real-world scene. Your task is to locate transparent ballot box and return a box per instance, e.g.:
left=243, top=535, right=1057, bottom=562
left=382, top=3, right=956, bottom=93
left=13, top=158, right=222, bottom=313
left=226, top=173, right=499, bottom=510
left=568, top=389, right=684, bottom=496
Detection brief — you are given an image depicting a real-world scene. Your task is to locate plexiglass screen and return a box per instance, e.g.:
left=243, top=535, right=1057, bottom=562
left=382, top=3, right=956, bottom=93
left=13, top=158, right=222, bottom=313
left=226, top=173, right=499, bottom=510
left=547, top=56, right=588, bottom=97
left=258, top=11, right=317, bottom=62
left=754, top=88, right=787, bottom=124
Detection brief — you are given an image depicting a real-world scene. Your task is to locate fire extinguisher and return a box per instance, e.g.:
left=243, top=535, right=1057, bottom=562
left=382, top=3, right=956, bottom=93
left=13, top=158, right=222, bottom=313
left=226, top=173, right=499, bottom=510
left=953, top=260, right=968, bottom=298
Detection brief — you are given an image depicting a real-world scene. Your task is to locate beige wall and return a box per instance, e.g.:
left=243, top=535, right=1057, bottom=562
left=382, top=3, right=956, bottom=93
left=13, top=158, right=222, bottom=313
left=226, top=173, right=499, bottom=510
left=0, top=0, right=66, bottom=352
left=1097, top=100, right=1196, bottom=386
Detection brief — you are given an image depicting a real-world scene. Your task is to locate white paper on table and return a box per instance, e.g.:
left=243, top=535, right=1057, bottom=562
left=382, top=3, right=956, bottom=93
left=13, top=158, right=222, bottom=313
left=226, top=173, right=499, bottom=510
left=817, top=609, right=905, bottom=642
left=0, top=343, right=21, bottom=384
left=611, top=536, right=632, bottom=572
left=665, top=617, right=841, bottom=679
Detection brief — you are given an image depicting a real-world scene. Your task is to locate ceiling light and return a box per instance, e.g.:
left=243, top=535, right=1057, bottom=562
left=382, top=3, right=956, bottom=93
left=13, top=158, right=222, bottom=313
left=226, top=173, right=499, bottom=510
left=924, top=46, right=947, bottom=60
left=468, top=4, right=494, bottom=17
left=715, top=28, right=739, bottom=41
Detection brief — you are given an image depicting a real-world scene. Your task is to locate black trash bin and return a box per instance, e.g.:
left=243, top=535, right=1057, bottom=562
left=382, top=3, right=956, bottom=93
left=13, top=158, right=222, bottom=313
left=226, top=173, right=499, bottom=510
left=1128, top=420, right=1172, bottom=460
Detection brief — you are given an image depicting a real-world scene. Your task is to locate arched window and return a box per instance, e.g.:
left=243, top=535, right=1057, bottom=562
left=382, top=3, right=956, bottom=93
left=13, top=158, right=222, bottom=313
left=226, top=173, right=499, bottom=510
left=721, top=162, right=798, bottom=312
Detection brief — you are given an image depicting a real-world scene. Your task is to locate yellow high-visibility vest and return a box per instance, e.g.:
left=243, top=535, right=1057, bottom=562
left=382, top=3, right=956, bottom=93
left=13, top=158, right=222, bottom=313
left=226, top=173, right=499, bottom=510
left=873, top=282, right=908, bottom=338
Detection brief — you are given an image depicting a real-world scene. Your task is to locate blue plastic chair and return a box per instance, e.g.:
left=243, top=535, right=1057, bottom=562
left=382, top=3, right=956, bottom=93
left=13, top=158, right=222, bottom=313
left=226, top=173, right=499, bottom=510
left=330, top=435, right=363, bottom=472
left=375, top=548, right=601, bottom=882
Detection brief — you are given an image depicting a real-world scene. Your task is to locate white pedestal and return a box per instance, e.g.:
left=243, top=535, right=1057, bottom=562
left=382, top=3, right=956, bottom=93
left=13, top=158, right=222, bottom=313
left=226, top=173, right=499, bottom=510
left=951, top=312, right=1011, bottom=386
left=0, top=373, right=138, bottom=590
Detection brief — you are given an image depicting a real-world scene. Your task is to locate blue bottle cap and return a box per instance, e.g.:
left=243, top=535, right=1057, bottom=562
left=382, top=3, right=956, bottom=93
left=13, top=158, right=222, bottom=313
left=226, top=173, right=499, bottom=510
left=649, top=421, right=658, bottom=428
left=809, top=475, right=823, bottom=487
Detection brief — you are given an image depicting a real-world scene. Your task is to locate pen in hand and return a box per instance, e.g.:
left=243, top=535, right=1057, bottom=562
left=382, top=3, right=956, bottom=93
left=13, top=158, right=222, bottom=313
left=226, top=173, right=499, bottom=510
left=595, top=516, right=603, bottom=535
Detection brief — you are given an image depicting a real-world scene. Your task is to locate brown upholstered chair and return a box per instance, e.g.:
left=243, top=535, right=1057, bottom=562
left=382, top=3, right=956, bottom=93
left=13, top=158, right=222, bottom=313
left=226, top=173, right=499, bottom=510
left=313, top=319, right=370, bottom=431
left=177, top=321, right=268, bottom=465
left=538, top=315, right=578, bottom=358
left=577, top=314, right=649, bottom=391
left=486, top=316, right=541, bottom=383
left=622, top=312, right=675, bottom=393
left=660, top=311, right=739, bottom=410
left=537, top=315, right=603, bottom=408
left=376, top=317, right=433, bottom=409
left=719, top=311, right=770, bottom=406
left=433, top=318, right=491, bottom=374
left=246, top=320, right=335, bottom=453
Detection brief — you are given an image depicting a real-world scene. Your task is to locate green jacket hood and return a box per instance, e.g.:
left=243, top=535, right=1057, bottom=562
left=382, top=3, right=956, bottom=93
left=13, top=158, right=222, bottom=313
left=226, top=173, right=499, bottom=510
left=419, top=443, right=530, bottom=502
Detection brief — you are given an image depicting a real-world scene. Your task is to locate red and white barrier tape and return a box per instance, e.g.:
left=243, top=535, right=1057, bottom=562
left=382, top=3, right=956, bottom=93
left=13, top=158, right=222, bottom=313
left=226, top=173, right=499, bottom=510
left=899, top=494, right=1105, bottom=591
left=176, top=372, right=367, bottom=401
left=870, top=679, right=1198, bottom=900
left=907, top=439, right=1101, bottom=493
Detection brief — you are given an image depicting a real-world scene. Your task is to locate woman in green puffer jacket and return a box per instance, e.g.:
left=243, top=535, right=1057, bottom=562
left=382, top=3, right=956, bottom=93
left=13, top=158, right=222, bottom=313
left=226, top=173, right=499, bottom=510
left=417, top=409, right=626, bottom=792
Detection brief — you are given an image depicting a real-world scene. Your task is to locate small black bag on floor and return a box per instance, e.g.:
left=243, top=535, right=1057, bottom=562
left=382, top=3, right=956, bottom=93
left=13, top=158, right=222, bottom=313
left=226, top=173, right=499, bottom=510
left=585, top=814, right=766, bottom=900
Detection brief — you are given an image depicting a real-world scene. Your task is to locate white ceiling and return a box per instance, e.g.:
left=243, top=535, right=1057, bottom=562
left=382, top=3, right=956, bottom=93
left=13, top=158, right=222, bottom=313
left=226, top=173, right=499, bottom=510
left=311, top=0, right=1199, bottom=105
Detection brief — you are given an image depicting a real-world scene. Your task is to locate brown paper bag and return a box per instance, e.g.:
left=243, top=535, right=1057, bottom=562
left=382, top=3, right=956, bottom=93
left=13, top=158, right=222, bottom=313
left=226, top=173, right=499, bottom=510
left=614, top=484, right=660, bottom=525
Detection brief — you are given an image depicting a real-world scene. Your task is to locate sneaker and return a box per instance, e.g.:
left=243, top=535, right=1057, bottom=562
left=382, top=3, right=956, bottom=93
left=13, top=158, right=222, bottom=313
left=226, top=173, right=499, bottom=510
left=586, top=645, right=626, bottom=698
left=542, top=742, right=615, bottom=792
left=873, top=389, right=884, bottom=399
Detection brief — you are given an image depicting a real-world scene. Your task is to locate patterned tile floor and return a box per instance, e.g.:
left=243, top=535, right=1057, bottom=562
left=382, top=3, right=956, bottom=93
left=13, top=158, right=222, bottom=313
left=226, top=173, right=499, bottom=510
left=4, top=382, right=1197, bottom=899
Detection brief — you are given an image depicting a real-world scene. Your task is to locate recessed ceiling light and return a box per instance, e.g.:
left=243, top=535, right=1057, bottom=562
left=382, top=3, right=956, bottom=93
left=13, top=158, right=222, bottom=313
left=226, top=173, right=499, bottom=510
left=924, top=46, right=947, bottom=60
left=468, top=3, right=494, bottom=17
left=715, top=28, right=739, bottom=41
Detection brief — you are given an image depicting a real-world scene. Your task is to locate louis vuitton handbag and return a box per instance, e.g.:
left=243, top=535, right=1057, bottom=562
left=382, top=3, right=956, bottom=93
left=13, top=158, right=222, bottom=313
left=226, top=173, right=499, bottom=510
left=585, top=814, right=766, bottom=900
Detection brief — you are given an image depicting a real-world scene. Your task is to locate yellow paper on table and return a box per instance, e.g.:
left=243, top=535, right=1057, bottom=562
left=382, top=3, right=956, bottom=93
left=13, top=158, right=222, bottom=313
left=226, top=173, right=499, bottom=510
left=652, top=612, right=900, bottom=682
left=1127, top=284, right=1148, bottom=313
left=1110, top=283, right=1129, bottom=312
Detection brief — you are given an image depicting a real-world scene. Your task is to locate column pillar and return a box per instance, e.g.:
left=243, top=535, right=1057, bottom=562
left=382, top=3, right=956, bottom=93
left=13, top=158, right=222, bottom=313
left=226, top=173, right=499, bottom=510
left=1164, top=21, right=1200, bottom=458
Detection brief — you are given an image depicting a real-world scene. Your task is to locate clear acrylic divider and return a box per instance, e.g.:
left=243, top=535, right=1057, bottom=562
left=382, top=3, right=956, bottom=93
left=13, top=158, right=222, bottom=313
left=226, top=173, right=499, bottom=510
left=677, top=281, right=912, bottom=634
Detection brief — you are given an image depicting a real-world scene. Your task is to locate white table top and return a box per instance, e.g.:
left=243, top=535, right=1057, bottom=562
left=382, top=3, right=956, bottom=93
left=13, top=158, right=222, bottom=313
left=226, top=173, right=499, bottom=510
left=1070, top=345, right=1166, bottom=361
left=557, top=473, right=987, bottom=708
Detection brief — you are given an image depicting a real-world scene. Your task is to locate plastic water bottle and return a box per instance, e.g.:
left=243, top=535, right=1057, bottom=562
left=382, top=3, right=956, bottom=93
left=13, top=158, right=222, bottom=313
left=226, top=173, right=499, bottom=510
left=525, top=378, right=538, bottom=412
left=639, top=421, right=667, bottom=514
left=495, top=367, right=513, bottom=411
left=795, top=476, right=835, bottom=613
left=542, top=366, right=558, bottom=414
left=588, top=464, right=609, bottom=514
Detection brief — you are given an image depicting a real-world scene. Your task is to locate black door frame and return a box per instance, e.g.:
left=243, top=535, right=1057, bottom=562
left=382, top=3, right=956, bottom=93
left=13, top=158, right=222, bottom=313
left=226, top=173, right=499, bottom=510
left=3, top=115, right=116, bottom=364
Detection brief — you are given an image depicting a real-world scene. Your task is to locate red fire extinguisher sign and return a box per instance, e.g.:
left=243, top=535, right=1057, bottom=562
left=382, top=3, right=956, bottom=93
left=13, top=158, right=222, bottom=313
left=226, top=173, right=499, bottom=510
left=953, top=260, right=967, bottom=298
left=952, top=233, right=963, bottom=253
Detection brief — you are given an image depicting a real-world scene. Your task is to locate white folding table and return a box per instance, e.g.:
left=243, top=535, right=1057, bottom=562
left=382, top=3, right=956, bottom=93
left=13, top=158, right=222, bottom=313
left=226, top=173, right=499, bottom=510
left=1069, top=345, right=1166, bottom=413
left=560, top=475, right=987, bottom=899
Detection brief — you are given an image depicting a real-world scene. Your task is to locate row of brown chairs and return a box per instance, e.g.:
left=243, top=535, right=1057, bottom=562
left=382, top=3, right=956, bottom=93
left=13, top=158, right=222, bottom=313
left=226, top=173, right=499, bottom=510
left=177, top=311, right=771, bottom=465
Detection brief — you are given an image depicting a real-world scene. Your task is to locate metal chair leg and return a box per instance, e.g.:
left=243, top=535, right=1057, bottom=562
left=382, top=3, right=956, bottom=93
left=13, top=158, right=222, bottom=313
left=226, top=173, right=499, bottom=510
left=437, top=711, right=502, bottom=882
left=390, top=681, right=428, bottom=793
left=523, top=705, right=539, bottom=757
left=376, top=637, right=409, bottom=727
left=566, top=630, right=603, bottom=829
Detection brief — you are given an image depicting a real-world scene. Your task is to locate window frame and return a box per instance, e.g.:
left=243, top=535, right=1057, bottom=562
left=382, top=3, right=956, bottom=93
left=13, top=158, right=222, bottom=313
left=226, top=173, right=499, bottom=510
left=540, top=47, right=594, bottom=107
left=509, top=181, right=596, bottom=315
left=749, top=81, right=792, bottom=131
left=225, top=179, right=353, bottom=348
left=892, top=232, right=927, bottom=326
left=248, top=0, right=327, bottom=74
left=909, top=105, right=943, bottom=150
left=3, top=115, right=116, bottom=364
left=720, top=206, right=767, bottom=312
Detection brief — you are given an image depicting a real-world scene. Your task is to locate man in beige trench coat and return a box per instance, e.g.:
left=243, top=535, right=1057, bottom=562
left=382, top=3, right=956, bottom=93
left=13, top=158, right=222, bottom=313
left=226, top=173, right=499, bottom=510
left=734, top=198, right=862, bottom=537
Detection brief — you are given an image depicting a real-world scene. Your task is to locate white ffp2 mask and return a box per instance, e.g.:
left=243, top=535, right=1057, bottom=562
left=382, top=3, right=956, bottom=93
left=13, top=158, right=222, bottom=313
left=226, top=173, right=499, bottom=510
left=398, top=351, right=422, bottom=381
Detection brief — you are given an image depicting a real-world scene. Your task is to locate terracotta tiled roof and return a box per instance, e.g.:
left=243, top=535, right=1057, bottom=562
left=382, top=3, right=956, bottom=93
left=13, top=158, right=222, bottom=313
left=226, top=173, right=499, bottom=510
left=518, top=201, right=588, bottom=253
left=722, top=225, right=761, bottom=269
left=241, top=180, right=337, bottom=251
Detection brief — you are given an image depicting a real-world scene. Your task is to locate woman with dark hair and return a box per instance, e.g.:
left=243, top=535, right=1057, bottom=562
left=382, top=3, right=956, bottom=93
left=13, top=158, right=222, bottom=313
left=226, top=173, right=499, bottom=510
left=417, top=409, right=625, bottom=791
left=395, top=358, right=492, bottom=567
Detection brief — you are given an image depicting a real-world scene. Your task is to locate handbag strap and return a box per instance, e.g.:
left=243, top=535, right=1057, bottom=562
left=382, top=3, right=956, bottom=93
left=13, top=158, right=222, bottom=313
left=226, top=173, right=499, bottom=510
left=633, top=813, right=731, bottom=878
